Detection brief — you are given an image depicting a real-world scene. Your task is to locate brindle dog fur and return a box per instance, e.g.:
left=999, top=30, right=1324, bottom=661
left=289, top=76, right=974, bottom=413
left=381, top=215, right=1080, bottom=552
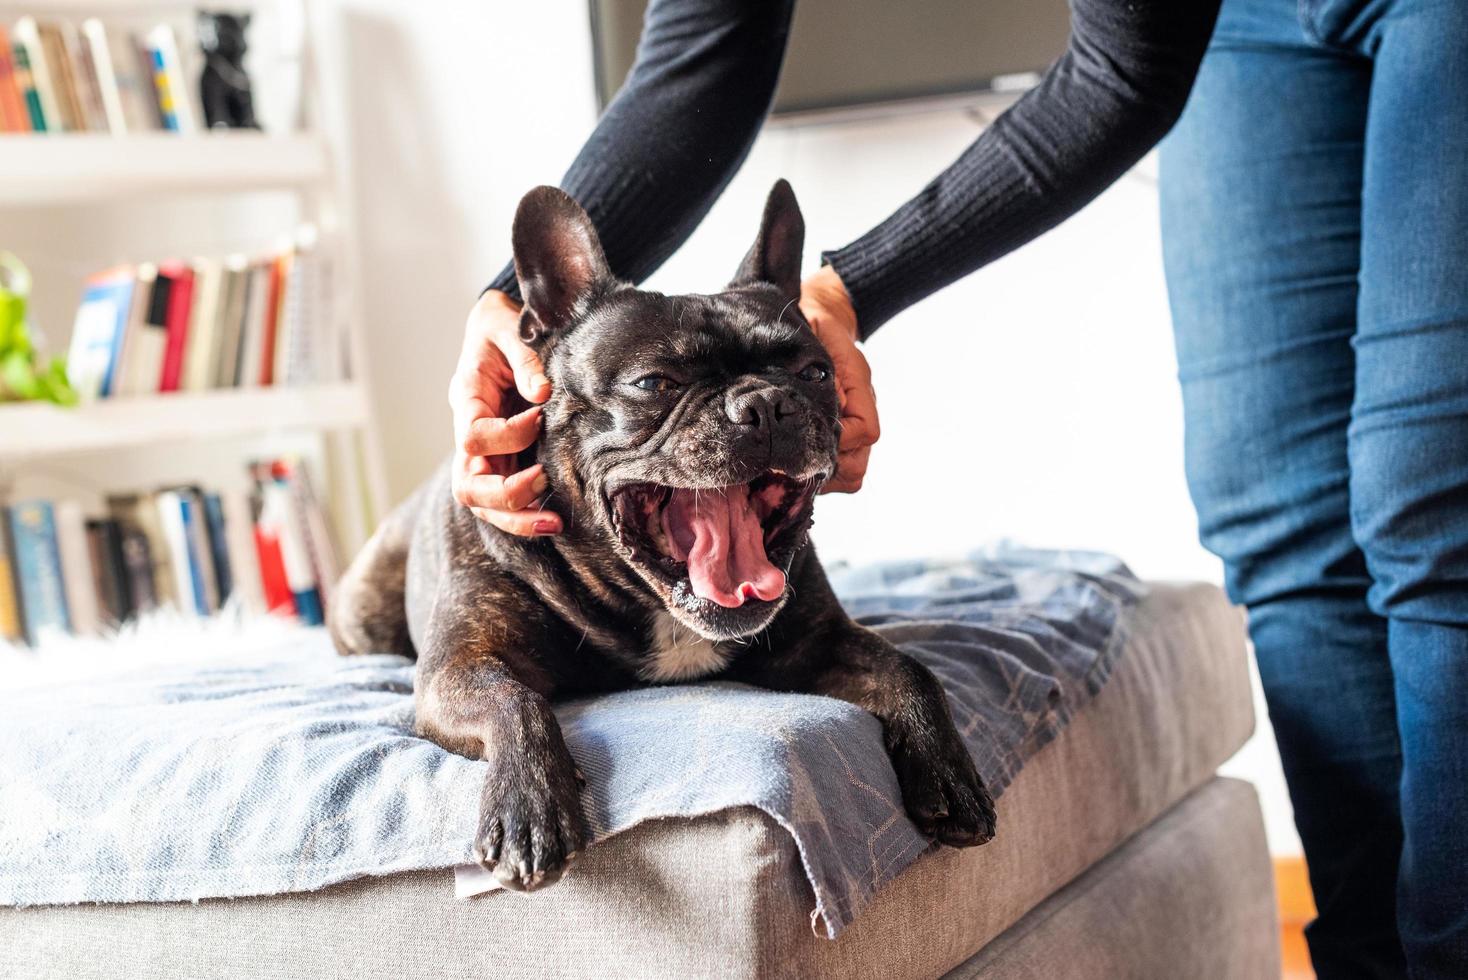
left=329, top=181, right=995, bottom=891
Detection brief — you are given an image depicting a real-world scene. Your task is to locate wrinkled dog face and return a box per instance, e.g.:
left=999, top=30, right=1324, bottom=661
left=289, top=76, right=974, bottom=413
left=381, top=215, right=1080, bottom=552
left=512, top=182, right=840, bottom=640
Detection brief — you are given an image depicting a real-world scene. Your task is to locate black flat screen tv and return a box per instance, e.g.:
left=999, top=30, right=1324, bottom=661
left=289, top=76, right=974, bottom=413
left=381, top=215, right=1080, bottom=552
left=589, top=0, right=1071, bottom=120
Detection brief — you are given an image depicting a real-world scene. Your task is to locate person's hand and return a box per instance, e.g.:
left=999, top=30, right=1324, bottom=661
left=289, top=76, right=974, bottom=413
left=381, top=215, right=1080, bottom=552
left=448, top=289, right=563, bottom=536
left=799, top=265, right=879, bottom=493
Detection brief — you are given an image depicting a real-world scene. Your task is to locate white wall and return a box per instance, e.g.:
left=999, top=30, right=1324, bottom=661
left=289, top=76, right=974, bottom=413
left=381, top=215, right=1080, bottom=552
left=316, top=0, right=1298, bottom=855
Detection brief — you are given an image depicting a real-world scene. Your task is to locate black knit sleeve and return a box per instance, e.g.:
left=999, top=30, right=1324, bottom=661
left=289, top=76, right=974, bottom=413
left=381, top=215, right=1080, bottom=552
left=486, top=0, right=795, bottom=299
left=823, top=0, right=1221, bottom=338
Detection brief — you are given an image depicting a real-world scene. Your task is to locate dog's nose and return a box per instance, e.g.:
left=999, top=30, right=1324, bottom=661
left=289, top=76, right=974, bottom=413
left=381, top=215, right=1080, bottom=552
left=725, top=386, right=797, bottom=431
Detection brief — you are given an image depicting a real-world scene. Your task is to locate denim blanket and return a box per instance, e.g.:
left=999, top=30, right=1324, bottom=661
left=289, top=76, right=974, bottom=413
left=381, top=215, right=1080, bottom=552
left=0, top=548, right=1142, bottom=938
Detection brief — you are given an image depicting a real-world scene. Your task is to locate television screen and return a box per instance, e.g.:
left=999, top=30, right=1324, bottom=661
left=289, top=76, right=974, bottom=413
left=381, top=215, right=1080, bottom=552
left=590, top=0, right=1072, bottom=119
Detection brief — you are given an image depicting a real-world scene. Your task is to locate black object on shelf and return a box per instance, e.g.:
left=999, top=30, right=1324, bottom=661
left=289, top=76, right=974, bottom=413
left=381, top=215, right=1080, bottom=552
left=198, top=12, right=260, bottom=130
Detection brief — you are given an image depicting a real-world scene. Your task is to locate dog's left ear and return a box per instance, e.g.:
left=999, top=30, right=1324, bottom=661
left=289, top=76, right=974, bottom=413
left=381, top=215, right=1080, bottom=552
left=730, top=179, right=804, bottom=302
left=512, top=186, right=613, bottom=345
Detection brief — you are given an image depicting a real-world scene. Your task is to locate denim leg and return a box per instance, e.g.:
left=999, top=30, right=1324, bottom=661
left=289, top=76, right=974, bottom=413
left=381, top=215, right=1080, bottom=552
left=1346, top=2, right=1468, bottom=974
left=1159, top=3, right=1406, bottom=975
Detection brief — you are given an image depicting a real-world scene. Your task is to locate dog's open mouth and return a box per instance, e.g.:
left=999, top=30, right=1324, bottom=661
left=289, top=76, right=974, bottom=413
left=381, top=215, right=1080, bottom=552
left=611, top=472, right=819, bottom=609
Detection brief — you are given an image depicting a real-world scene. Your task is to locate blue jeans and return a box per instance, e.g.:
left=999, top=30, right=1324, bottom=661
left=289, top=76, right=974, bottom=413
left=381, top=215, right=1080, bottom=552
left=1159, top=0, right=1468, bottom=976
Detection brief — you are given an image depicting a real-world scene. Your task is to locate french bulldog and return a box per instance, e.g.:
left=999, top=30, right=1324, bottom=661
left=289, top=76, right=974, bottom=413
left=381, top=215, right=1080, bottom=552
left=329, top=180, right=995, bottom=892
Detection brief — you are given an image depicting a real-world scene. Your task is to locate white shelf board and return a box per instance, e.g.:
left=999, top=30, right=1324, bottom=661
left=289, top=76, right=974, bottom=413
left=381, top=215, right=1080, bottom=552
left=0, top=382, right=370, bottom=460
left=0, top=133, right=329, bottom=206
left=0, top=0, right=265, bottom=12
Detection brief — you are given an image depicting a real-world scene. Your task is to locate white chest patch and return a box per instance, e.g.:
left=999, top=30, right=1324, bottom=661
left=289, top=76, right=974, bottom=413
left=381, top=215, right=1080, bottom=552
left=641, top=612, right=729, bottom=683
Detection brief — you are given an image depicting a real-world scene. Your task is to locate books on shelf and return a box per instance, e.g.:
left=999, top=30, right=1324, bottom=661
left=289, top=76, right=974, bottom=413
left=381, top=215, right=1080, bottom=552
left=4, top=500, right=71, bottom=646
left=2, top=14, right=210, bottom=135
left=66, top=229, right=333, bottom=402
left=0, top=456, right=341, bottom=647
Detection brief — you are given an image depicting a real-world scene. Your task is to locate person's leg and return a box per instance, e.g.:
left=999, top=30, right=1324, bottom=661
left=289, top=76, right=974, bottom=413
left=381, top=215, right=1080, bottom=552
left=1344, top=0, right=1468, bottom=973
left=1159, top=2, right=1406, bottom=975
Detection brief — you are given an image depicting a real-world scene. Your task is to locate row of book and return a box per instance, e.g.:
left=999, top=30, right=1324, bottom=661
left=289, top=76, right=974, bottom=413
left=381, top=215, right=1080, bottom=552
left=0, top=458, right=340, bottom=647
left=0, top=16, right=210, bottom=135
left=66, top=230, right=331, bottom=401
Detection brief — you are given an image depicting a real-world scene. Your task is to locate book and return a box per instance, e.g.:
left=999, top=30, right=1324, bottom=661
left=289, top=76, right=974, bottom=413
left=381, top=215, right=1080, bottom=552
left=236, top=259, right=271, bottom=387
left=35, top=21, right=83, bottom=132
left=264, top=469, right=322, bottom=625
left=85, top=518, right=132, bottom=626
left=272, top=242, right=301, bottom=385
left=157, top=261, right=196, bottom=392
left=128, top=30, right=165, bottom=130
left=0, top=26, right=31, bottom=133
left=62, top=20, right=107, bottom=132
left=143, top=24, right=197, bottom=134
left=258, top=250, right=288, bottom=386
left=0, top=510, right=25, bottom=643
left=279, top=458, right=340, bottom=611
left=182, top=257, right=224, bottom=392
left=220, top=489, right=264, bottom=614
left=251, top=479, right=295, bottom=616
left=113, top=263, right=161, bottom=398
left=108, top=492, right=175, bottom=608
left=201, top=492, right=233, bottom=604
left=6, top=27, right=44, bottom=132
left=213, top=256, right=249, bottom=387
left=66, top=267, right=134, bottom=401
left=54, top=500, right=99, bottom=636
left=172, top=17, right=208, bottom=135
left=118, top=523, right=157, bottom=614
left=7, top=501, right=71, bottom=646
left=12, top=19, right=58, bottom=133
left=277, top=235, right=328, bottom=385
left=155, top=490, right=201, bottom=615
left=81, top=19, right=126, bottom=134
left=179, top=488, right=219, bottom=613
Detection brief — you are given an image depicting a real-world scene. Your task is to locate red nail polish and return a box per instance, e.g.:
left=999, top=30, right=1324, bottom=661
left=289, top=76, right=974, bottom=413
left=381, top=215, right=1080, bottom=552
left=533, top=520, right=559, bottom=535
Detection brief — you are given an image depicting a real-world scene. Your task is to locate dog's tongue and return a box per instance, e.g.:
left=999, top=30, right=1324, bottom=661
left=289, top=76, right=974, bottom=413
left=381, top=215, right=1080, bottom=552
left=662, top=485, right=786, bottom=608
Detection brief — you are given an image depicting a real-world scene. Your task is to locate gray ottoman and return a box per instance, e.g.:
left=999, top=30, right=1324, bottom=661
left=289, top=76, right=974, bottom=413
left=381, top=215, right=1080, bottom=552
left=0, top=583, right=1277, bottom=979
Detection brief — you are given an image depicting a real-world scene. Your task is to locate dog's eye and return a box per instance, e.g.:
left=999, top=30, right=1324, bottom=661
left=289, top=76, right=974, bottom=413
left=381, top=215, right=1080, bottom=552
left=797, top=363, right=830, bottom=383
left=632, top=374, right=681, bottom=393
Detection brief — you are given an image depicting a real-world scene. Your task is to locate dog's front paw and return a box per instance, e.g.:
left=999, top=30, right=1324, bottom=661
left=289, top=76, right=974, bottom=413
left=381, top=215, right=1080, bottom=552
left=474, top=757, right=589, bottom=892
left=891, top=731, right=996, bottom=848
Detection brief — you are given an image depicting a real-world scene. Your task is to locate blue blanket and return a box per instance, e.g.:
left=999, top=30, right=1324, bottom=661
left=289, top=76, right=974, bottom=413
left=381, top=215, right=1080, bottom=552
left=0, top=549, right=1141, bottom=938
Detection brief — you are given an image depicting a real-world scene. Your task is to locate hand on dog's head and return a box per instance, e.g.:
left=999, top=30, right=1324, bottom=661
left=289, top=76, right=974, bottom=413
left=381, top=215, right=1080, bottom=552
left=509, top=181, right=840, bottom=641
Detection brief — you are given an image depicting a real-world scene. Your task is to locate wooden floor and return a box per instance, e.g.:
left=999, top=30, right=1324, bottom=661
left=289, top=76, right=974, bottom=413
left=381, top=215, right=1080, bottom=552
left=1277, top=857, right=1316, bottom=980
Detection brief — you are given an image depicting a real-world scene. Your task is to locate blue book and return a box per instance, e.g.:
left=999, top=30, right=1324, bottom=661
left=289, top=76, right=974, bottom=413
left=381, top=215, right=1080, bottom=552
left=7, top=501, right=71, bottom=645
left=147, top=43, right=177, bottom=131
left=202, top=493, right=233, bottom=604
left=66, top=270, right=135, bottom=400
left=292, top=588, right=323, bottom=627
left=175, top=493, right=210, bottom=616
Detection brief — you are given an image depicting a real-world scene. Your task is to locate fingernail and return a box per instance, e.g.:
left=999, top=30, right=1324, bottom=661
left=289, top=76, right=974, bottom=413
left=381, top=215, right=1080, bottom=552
left=531, top=473, right=549, bottom=495
left=533, top=520, right=559, bottom=535
left=533, top=373, right=551, bottom=393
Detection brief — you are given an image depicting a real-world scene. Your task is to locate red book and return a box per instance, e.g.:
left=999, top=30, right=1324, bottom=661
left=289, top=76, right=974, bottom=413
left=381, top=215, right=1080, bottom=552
left=156, top=261, right=195, bottom=392
left=253, top=523, right=295, bottom=615
left=256, top=254, right=287, bottom=386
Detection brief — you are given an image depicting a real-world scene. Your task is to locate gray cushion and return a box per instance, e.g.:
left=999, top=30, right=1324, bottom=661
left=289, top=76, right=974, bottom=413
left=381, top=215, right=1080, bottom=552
left=946, top=777, right=1279, bottom=979
left=0, top=583, right=1258, bottom=979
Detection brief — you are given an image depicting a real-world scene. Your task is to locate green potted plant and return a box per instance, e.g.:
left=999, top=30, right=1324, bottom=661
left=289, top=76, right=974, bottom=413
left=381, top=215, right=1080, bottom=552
left=0, top=252, right=75, bottom=406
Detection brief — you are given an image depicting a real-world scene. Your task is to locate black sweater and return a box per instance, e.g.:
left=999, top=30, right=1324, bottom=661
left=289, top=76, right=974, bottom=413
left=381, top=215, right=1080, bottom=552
left=487, top=0, right=1221, bottom=338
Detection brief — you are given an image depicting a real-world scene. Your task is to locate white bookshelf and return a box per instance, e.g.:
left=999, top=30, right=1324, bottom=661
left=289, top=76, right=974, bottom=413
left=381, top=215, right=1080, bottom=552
left=0, top=0, right=388, bottom=556
left=0, top=134, right=330, bottom=206
left=0, top=384, right=370, bottom=460
left=0, top=0, right=263, bottom=8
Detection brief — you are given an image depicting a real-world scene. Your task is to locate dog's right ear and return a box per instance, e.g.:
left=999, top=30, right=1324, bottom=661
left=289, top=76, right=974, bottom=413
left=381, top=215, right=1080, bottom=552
left=511, top=186, right=613, bottom=345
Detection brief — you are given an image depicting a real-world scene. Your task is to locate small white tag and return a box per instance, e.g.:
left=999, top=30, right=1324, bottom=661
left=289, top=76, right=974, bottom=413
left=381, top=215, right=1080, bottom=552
left=453, top=862, right=503, bottom=899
